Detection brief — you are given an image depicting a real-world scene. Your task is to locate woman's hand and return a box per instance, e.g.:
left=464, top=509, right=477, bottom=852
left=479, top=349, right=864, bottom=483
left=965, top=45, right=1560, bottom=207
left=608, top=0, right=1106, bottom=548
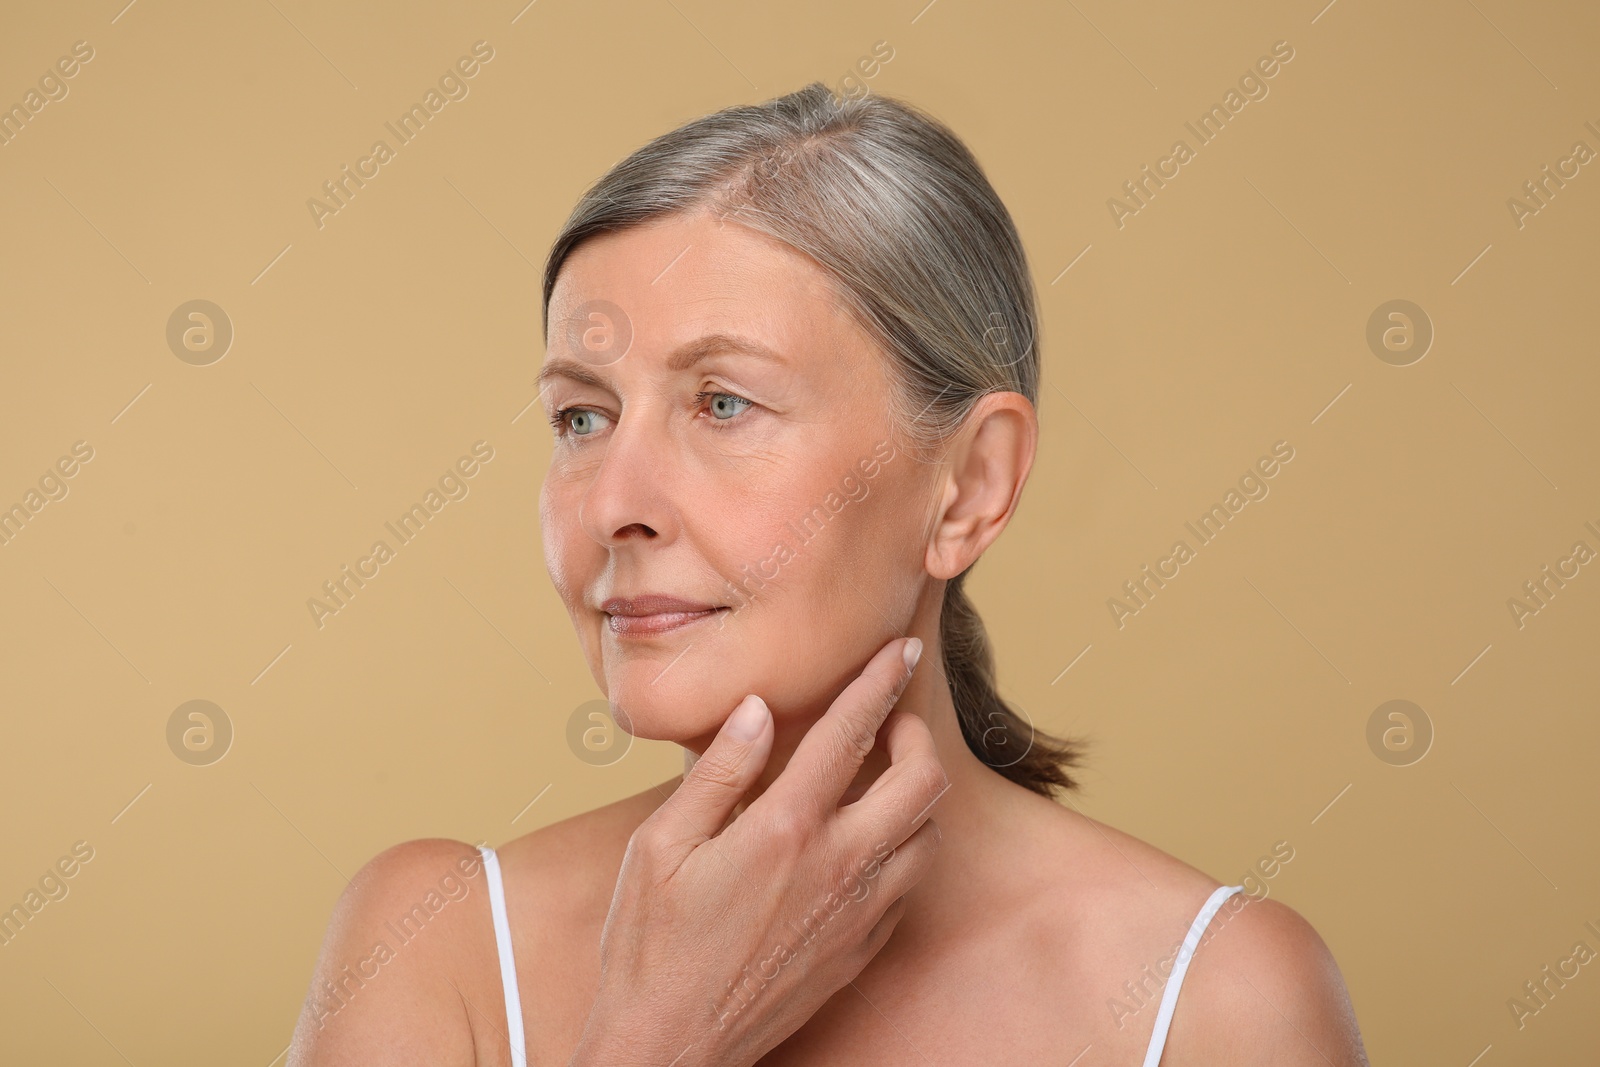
left=568, top=636, right=947, bottom=1067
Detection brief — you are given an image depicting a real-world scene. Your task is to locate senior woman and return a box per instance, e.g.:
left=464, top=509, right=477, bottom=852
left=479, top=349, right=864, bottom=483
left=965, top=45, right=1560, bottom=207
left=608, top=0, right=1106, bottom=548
left=290, top=82, right=1368, bottom=1066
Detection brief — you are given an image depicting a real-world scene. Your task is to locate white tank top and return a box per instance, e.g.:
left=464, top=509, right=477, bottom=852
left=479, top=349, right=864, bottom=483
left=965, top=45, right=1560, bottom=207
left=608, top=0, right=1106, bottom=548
left=477, top=844, right=1242, bottom=1066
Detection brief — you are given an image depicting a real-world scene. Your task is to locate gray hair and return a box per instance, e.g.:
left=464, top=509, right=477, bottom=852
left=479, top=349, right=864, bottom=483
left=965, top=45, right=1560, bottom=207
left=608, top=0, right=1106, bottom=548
left=542, top=81, right=1083, bottom=796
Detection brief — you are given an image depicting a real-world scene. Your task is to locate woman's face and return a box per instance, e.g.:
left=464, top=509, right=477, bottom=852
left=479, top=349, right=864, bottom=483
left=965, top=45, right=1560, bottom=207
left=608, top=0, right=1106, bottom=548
left=539, top=207, right=939, bottom=749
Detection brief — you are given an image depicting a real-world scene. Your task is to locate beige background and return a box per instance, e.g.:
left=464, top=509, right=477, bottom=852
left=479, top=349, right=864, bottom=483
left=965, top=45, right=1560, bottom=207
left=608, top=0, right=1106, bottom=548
left=2, top=0, right=1597, bottom=1062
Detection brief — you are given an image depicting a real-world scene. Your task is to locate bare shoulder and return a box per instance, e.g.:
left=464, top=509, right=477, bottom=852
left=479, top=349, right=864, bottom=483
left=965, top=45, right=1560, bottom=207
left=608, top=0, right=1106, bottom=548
left=288, top=783, right=678, bottom=1067
left=1010, top=795, right=1365, bottom=1064
left=287, top=837, right=495, bottom=1067
left=1025, top=793, right=1230, bottom=931
left=1160, top=887, right=1370, bottom=1066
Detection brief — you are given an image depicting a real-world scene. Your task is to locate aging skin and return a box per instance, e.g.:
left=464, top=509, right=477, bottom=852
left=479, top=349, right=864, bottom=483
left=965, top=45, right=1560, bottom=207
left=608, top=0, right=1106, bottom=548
left=530, top=207, right=1364, bottom=1065
left=290, top=204, right=1369, bottom=1067
left=538, top=206, right=1032, bottom=817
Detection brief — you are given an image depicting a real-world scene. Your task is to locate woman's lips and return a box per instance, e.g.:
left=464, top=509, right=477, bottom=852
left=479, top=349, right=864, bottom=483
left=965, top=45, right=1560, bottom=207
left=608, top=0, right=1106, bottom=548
left=607, top=607, right=727, bottom=636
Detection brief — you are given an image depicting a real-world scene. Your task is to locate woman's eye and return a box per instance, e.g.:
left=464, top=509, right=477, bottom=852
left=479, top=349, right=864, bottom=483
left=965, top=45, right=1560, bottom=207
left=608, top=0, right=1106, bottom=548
left=700, top=390, right=753, bottom=422
left=551, top=407, right=611, bottom=437
left=550, top=393, right=751, bottom=441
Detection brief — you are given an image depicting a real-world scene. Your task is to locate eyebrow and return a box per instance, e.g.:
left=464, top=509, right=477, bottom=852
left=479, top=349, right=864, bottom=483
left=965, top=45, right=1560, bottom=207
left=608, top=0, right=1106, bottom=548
left=535, top=332, right=787, bottom=392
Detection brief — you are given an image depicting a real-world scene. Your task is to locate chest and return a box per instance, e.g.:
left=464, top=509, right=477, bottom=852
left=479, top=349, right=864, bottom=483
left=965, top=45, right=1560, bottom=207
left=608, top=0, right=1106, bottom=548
left=498, top=917, right=1164, bottom=1067
left=749, top=942, right=1161, bottom=1067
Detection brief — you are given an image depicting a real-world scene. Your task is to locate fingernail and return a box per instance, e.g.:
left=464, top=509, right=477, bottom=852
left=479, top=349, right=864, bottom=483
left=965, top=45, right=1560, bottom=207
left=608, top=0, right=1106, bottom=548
left=902, top=637, right=923, bottom=672
left=726, top=694, right=768, bottom=741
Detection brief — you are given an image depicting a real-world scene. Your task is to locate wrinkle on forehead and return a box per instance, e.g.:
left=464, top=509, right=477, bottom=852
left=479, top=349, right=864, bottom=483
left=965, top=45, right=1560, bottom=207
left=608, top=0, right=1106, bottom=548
left=543, top=211, right=891, bottom=403
left=549, top=209, right=849, bottom=327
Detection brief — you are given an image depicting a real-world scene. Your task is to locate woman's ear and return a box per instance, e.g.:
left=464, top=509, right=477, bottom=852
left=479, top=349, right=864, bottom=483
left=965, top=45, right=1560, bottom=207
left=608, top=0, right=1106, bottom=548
left=923, top=392, right=1038, bottom=580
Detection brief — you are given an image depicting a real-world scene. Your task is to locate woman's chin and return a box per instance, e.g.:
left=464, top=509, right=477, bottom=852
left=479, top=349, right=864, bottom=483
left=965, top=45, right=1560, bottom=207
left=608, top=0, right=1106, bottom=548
left=605, top=688, right=730, bottom=747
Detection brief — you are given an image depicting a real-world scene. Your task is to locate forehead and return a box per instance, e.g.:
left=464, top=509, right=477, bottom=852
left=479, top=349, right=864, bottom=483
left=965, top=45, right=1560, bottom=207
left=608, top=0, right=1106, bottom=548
left=545, top=210, right=867, bottom=365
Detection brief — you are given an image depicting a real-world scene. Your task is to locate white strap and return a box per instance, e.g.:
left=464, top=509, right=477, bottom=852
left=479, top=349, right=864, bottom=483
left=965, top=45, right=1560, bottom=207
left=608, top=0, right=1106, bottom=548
left=1141, top=884, right=1244, bottom=1067
left=479, top=845, right=527, bottom=1067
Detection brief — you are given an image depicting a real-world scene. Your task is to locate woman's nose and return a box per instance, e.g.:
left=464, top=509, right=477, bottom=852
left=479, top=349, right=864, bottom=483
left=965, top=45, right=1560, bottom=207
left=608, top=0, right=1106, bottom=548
left=577, top=414, right=678, bottom=547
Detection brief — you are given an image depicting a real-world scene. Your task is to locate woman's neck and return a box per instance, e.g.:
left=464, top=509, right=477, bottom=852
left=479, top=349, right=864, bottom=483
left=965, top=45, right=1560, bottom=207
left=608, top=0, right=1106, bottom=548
left=676, top=641, right=1032, bottom=908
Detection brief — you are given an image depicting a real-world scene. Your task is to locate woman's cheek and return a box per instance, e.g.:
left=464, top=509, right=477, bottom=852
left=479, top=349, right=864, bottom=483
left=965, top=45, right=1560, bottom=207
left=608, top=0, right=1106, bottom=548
left=541, top=502, right=591, bottom=610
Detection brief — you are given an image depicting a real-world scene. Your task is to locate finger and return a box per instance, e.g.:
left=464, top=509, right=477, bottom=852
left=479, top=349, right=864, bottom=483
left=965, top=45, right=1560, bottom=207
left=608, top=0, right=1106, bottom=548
left=860, top=818, right=941, bottom=939
left=645, top=694, right=773, bottom=858
left=865, top=893, right=909, bottom=948
left=775, top=636, right=922, bottom=822
left=841, top=710, right=949, bottom=850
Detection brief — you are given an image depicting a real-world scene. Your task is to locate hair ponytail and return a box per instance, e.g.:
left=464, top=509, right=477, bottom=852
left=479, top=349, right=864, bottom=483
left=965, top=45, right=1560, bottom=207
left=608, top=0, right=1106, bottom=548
left=941, top=571, right=1084, bottom=796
